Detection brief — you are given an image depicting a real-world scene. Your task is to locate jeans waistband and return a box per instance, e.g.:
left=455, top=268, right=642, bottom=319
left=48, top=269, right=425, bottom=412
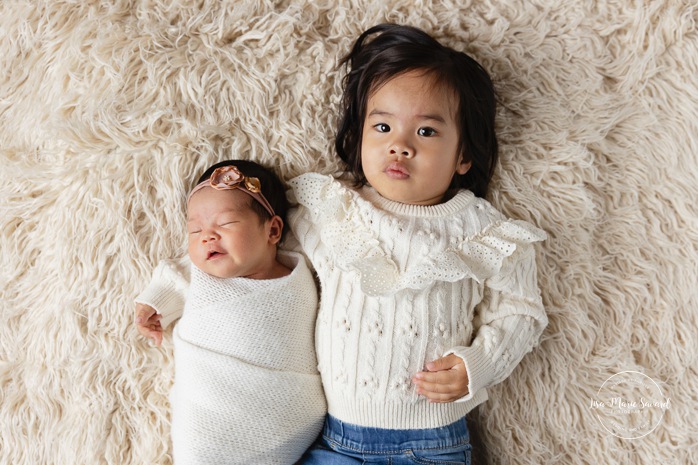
left=322, top=414, right=470, bottom=453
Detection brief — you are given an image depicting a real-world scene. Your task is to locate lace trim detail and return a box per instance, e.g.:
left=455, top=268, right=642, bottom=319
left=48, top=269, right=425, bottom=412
left=350, top=219, right=545, bottom=295
left=290, top=174, right=546, bottom=296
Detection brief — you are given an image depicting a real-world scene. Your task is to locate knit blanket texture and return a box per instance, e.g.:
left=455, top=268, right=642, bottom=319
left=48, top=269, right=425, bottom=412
left=171, top=255, right=324, bottom=464
left=1, top=1, right=696, bottom=464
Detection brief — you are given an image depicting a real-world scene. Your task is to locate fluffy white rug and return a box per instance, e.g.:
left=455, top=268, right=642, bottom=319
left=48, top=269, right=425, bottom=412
left=1, top=1, right=697, bottom=464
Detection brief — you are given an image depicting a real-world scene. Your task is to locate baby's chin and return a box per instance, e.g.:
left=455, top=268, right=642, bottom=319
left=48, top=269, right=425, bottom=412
left=189, top=258, right=230, bottom=279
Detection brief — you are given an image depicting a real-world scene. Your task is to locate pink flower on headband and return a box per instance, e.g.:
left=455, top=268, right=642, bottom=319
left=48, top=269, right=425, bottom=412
left=209, top=165, right=262, bottom=193
left=188, top=164, right=276, bottom=217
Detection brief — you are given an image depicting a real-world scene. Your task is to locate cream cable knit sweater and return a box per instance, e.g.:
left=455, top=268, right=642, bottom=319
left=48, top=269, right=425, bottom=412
left=136, top=251, right=325, bottom=465
left=287, top=173, right=548, bottom=430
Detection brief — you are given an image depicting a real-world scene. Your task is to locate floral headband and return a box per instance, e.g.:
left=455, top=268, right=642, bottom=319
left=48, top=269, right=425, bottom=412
left=188, top=165, right=276, bottom=217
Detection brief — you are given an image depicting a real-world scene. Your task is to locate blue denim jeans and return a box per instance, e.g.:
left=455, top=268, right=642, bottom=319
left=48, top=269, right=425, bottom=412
left=298, top=415, right=471, bottom=464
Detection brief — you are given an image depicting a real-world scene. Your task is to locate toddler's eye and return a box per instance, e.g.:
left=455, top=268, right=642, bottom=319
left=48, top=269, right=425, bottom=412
left=417, top=127, right=437, bottom=137
left=188, top=230, right=201, bottom=235
left=374, top=123, right=390, bottom=133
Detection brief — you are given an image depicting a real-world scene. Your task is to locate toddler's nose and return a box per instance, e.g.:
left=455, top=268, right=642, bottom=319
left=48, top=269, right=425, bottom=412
left=389, top=143, right=414, bottom=158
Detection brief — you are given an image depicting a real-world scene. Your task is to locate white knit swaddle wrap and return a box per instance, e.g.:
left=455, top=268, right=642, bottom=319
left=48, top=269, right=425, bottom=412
left=170, top=252, right=325, bottom=465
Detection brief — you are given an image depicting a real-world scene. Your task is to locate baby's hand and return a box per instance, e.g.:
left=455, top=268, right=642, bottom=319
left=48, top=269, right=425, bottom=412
left=413, top=354, right=469, bottom=403
left=135, top=303, right=163, bottom=346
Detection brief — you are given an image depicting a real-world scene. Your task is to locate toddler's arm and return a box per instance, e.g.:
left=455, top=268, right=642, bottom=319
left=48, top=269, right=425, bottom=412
left=134, top=257, right=191, bottom=344
left=415, top=246, right=547, bottom=402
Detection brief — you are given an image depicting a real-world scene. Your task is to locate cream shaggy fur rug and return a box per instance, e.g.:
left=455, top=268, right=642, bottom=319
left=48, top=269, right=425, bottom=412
left=1, top=1, right=697, bottom=464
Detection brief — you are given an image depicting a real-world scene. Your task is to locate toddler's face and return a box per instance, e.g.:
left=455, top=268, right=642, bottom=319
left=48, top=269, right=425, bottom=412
left=361, top=70, right=470, bottom=205
left=187, top=187, right=272, bottom=279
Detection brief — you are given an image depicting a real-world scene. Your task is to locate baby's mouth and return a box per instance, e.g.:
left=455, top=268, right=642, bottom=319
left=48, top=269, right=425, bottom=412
left=207, top=250, right=224, bottom=260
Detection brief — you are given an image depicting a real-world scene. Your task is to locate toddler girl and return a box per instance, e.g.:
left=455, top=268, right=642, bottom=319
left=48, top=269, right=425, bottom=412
left=135, top=160, right=325, bottom=465
left=291, top=24, right=547, bottom=463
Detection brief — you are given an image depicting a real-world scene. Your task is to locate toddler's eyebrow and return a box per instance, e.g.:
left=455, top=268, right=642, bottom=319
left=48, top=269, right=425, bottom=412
left=418, top=113, right=446, bottom=123
left=367, top=109, right=445, bottom=123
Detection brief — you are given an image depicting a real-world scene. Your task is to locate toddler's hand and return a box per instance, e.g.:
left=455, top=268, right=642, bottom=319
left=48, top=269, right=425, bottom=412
left=135, top=303, right=163, bottom=346
left=413, top=354, right=469, bottom=403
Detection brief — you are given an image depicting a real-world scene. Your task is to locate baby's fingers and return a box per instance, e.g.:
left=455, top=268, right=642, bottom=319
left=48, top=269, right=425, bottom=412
left=136, top=318, right=163, bottom=346
left=148, top=329, right=163, bottom=346
left=135, top=303, right=157, bottom=325
left=139, top=327, right=163, bottom=346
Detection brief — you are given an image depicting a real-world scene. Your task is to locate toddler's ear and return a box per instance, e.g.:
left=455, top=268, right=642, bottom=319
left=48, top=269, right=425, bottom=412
left=267, top=216, right=284, bottom=245
left=456, top=159, right=472, bottom=175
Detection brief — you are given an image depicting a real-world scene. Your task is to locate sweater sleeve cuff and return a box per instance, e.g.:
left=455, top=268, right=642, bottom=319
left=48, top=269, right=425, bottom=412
left=134, top=259, right=190, bottom=329
left=444, top=345, right=495, bottom=403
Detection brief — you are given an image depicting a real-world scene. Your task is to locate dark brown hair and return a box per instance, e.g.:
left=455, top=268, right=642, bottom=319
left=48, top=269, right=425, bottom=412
left=335, top=23, right=498, bottom=198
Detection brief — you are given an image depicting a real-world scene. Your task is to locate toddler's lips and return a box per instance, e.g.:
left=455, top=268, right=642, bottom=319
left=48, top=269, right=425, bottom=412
left=385, top=162, right=409, bottom=179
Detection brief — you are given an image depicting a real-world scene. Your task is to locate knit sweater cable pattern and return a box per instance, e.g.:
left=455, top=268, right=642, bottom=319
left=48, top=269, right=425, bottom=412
left=287, top=173, right=548, bottom=430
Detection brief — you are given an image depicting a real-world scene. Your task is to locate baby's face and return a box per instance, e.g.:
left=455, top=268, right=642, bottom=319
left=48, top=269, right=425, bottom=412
left=360, top=70, right=471, bottom=205
left=187, top=187, right=272, bottom=279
